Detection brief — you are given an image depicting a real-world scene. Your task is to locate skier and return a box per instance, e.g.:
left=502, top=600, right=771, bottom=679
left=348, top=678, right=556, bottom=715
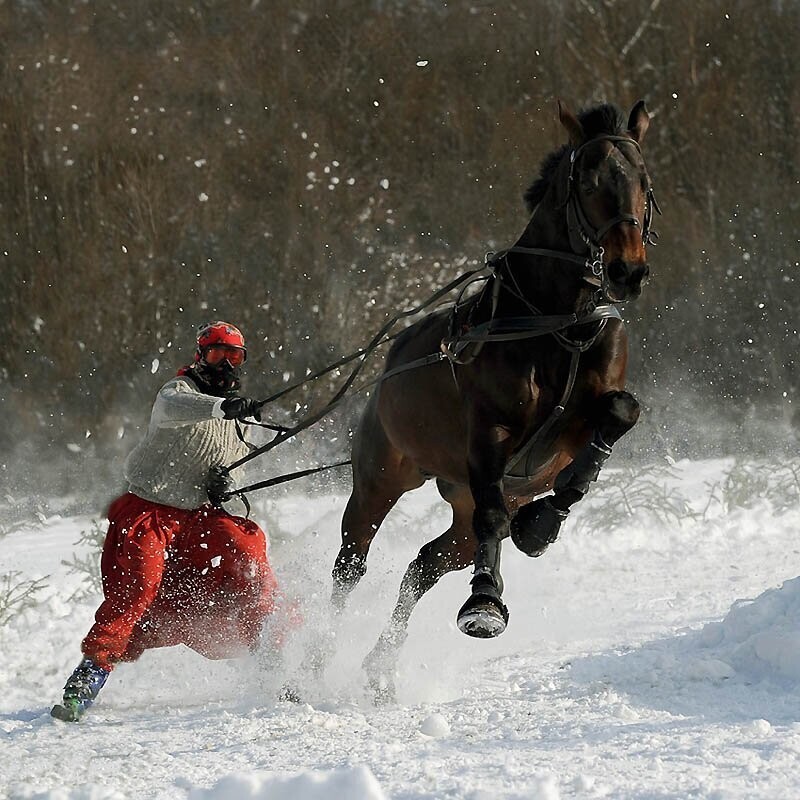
left=52, top=321, right=283, bottom=721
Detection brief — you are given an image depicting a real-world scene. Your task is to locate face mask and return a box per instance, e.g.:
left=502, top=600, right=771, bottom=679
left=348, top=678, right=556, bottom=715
left=192, top=360, right=242, bottom=396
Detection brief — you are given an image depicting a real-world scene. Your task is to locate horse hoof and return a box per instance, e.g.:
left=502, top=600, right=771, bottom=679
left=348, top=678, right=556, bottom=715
left=456, top=596, right=508, bottom=639
left=510, top=498, right=567, bottom=558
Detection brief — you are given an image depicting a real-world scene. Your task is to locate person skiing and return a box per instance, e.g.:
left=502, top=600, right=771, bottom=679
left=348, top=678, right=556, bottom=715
left=52, top=321, right=282, bottom=722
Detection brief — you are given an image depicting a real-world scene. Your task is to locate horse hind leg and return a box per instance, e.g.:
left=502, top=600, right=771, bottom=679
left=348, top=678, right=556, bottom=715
left=332, top=480, right=402, bottom=612
left=363, top=480, right=475, bottom=704
left=296, top=407, right=412, bottom=684
left=331, top=400, right=417, bottom=612
left=511, top=389, right=640, bottom=557
left=299, top=479, right=401, bottom=680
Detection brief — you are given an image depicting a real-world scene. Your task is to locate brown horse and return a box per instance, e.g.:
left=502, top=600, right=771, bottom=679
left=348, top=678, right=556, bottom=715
left=331, top=100, right=659, bottom=701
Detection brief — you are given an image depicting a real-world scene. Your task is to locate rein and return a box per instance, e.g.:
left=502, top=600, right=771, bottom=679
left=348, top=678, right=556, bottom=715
left=218, top=273, right=621, bottom=506
left=218, top=263, right=493, bottom=486
left=217, top=132, right=660, bottom=504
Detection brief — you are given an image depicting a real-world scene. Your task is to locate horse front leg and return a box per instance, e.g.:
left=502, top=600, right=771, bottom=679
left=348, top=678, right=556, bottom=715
left=511, top=390, right=640, bottom=557
left=456, top=423, right=513, bottom=638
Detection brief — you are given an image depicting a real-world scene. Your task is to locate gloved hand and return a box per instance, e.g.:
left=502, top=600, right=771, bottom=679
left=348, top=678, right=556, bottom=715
left=207, top=465, right=233, bottom=507
left=220, top=396, right=262, bottom=422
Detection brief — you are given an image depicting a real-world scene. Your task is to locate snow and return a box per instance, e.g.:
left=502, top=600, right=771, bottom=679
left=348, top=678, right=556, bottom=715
left=2, top=457, right=800, bottom=799
left=187, top=765, right=387, bottom=800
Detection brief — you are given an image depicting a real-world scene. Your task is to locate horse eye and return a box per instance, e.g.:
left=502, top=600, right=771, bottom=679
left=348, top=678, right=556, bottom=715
left=582, top=173, right=600, bottom=193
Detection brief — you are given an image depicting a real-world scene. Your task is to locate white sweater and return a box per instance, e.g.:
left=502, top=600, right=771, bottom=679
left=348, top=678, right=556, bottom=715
left=124, top=377, right=249, bottom=509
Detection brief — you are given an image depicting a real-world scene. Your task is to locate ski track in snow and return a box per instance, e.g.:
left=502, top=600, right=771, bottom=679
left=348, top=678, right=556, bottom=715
left=2, top=457, right=800, bottom=799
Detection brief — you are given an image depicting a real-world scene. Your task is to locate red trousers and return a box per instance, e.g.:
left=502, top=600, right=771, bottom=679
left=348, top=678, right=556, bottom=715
left=82, top=493, right=280, bottom=670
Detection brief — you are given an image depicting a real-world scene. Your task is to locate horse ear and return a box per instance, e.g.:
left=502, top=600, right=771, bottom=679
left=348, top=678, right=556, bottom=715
left=627, top=99, right=650, bottom=143
left=558, top=100, right=585, bottom=147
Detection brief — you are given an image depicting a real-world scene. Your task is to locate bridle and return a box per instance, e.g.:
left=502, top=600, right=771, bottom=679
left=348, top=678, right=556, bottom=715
left=565, top=133, right=661, bottom=253
left=494, top=132, right=661, bottom=305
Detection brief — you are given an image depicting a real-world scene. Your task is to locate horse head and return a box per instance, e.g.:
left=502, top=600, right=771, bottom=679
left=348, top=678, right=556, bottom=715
left=557, top=100, right=658, bottom=303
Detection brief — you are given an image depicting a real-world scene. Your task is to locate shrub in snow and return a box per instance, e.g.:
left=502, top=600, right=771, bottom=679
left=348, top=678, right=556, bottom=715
left=61, top=519, right=105, bottom=600
left=0, top=571, right=48, bottom=626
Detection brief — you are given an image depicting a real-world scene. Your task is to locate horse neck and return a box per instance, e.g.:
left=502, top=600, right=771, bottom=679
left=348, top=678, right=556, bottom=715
left=498, top=203, right=593, bottom=317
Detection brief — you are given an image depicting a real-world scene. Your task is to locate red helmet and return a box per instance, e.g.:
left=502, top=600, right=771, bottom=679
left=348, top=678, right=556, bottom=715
left=195, top=321, right=247, bottom=365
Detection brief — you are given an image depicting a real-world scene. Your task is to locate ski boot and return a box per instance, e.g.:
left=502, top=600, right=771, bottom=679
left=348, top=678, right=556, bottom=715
left=51, top=657, right=110, bottom=722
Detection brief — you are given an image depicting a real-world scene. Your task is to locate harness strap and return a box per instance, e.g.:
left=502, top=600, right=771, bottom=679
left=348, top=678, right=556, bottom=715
left=494, top=244, right=605, bottom=289
left=360, top=305, right=621, bottom=387
left=491, top=245, right=591, bottom=268
left=443, top=305, right=621, bottom=346
left=217, top=133, right=662, bottom=499
left=504, top=348, right=581, bottom=478
left=230, top=302, right=621, bottom=476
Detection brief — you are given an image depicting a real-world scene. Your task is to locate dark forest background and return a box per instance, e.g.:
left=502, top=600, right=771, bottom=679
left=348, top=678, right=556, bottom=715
left=1, top=0, right=799, bottom=503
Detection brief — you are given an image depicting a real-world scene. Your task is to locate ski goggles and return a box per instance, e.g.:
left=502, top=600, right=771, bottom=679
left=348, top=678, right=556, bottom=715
left=202, top=344, right=247, bottom=367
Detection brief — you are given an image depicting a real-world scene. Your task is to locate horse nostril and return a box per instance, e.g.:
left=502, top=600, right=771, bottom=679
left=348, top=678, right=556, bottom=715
left=607, top=259, right=627, bottom=283
left=607, top=260, right=649, bottom=287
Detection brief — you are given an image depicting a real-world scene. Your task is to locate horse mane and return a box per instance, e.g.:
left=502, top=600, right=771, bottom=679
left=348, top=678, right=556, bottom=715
left=523, top=103, right=627, bottom=212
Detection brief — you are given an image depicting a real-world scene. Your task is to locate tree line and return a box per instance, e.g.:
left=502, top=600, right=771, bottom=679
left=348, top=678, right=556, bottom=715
left=1, top=0, right=798, bottom=500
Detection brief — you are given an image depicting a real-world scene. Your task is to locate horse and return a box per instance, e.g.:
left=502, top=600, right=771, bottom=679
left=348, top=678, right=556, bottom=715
left=330, top=100, right=660, bottom=701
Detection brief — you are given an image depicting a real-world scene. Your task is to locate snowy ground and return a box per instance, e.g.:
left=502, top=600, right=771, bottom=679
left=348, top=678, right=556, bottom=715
left=2, top=456, right=800, bottom=799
